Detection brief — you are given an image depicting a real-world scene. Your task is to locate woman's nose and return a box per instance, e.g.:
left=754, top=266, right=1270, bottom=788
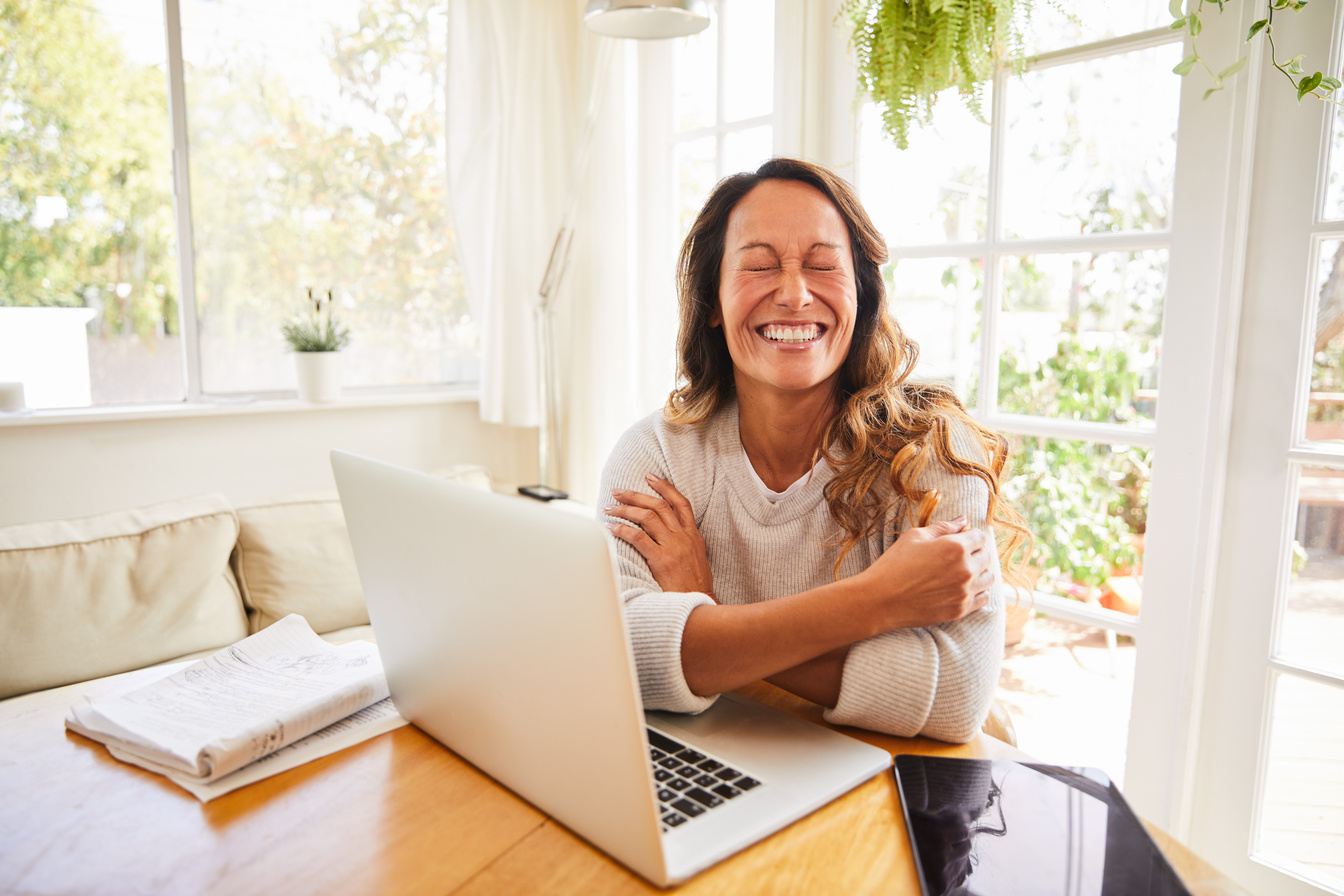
left=776, top=268, right=812, bottom=309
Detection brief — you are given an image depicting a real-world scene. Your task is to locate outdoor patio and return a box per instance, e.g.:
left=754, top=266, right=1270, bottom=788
left=999, top=607, right=1344, bottom=890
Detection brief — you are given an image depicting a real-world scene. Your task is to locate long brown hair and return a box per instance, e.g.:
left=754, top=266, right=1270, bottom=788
left=666, top=157, right=1031, bottom=581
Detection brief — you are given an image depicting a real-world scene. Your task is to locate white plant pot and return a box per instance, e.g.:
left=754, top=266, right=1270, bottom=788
left=293, top=351, right=342, bottom=403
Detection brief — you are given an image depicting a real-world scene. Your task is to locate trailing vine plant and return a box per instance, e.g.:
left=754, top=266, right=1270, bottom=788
left=841, top=0, right=1032, bottom=150
left=1172, top=0, right=1343, bottom=104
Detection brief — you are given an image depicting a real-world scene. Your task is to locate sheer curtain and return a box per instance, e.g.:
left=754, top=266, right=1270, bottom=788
left=447, top=1, right=669, bottom=502
left=446, top=0, right=578, bottom=428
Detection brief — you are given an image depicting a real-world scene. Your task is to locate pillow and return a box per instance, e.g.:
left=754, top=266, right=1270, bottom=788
left=0, top=494, right=247, bottom=699
left=233, top=495, right=366, bottom=635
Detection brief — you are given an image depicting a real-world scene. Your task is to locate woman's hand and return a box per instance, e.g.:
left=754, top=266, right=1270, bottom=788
left=861, top=516, right=993, bottom=631
left=604, top=475, right=716, bottom=600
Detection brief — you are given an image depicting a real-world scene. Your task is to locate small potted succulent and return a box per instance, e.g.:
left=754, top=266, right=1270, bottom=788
left=283, top=288, right=350, bottom=402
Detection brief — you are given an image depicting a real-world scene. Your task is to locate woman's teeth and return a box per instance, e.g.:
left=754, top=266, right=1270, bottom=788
left=762, top=324, right=820, bottom=343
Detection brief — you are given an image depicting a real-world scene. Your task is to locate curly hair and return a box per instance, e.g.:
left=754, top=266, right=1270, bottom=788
left=665, top=157, right=1031, bottom=582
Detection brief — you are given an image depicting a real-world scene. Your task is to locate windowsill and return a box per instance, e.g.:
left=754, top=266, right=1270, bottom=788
left=0, top=385, right=481, bottom=428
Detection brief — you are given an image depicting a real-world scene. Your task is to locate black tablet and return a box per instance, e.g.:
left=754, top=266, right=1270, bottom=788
left=893, top=755, right=1191, bottom=896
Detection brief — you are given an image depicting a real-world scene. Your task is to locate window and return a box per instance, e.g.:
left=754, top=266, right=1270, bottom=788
left=0, top=0, right=181, bottom=406
left=853, top=4, right=1180, bottom=783
left=0, top=0, right=475, bottom=410
left=665, top=0, right=781, bottom=254
left=631, top=0, right=794, bottom=414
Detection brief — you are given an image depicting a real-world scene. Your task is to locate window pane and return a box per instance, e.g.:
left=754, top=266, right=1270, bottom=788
left=673, top=6, right=717, bottom=133
left=0, top=0, right=183, bottom=407
left=1306, top=239, right=1344, bottom=443
left=1023, top=0, right=1172, bottom=56
left=674, top=136, right=716, bottom=248
left=181, top=0, right=474, bottom=395
left=722, top=126, right=772, bottom=179
left=1287, top=466, right=1344, bottom=678
left=1258, top=674, right=1344, bottom=891
left=998, top=251, right=1164, bottom=425
left=889, top=257, right=982, bottom=402
left=1003, top=437, right=1150, bottom=599
left=721, top=0, right=773, bottom=123
left=857, top=93, right=990, bottom=246
left=1001, top=44, right=1181, bottom=239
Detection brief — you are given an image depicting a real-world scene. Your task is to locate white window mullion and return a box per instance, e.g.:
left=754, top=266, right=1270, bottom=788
left=978, top=65, right=1010, bottom=419
left=162, top=0, right=201, bottom=401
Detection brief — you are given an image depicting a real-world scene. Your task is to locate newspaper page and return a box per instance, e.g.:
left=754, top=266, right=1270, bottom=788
left=65, top=614, right=393, bottom=786
left=155, top=696, right=406, bottom=802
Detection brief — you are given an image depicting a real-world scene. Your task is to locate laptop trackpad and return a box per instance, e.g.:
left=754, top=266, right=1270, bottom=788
left=646, top=692, right=887, bottom=789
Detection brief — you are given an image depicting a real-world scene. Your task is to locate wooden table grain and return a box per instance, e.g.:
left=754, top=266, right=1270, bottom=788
left=0, top=669, right=1249, bottom=895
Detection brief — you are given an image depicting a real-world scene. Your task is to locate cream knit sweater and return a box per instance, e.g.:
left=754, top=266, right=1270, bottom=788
left=597, top=402, right=1005, bottom=743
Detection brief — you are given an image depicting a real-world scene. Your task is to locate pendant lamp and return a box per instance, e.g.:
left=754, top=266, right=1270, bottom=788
left=583, top=0, right=711, bottom=39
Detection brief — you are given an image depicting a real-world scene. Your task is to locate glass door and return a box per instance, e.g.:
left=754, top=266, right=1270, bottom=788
left=1193, top=1, right=1344, bottom=892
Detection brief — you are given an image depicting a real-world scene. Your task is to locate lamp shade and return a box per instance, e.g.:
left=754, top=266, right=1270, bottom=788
left=583, top=0, right=711, bottom=39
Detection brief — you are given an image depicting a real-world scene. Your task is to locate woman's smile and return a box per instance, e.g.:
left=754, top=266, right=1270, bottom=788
left=759, top=321, right=825, bottom=345
left=714, top=179, right=858, bottom=399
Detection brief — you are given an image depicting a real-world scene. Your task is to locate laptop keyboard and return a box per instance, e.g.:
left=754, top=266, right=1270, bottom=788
left=647, top=728, right=762, bottom=832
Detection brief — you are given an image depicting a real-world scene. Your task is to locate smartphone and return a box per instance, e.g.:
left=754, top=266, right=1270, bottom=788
left=518, top=484, right=569, bottom=501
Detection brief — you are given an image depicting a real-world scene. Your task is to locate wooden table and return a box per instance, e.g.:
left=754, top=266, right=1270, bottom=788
left=0, top=667, right=1248, bottom=895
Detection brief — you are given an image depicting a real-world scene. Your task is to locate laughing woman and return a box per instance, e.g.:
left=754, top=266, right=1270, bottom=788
left=600, top=158, right=1029, bottom=742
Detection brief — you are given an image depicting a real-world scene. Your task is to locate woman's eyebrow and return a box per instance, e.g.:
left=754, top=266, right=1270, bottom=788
left=734, top=241, right=779, bottom=254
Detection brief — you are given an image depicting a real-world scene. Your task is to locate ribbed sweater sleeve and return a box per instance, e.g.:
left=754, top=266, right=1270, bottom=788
left=823, top=421, right=1005, bottom=741
left=597, top=415, right=717, bottom=714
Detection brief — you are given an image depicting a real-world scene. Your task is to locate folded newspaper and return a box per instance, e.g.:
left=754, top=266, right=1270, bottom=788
left=65, top=614, right=407, bottom=802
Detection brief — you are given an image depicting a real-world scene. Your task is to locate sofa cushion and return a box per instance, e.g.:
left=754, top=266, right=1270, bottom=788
left=233, top=495, right=367, bottom=635
left=0, top=494, right=248, bottom=700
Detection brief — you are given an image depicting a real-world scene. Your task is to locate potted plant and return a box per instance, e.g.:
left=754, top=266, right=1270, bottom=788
left=842, top=0, right=1031, bottom=150
left=283, top=288, right=350, bottom=402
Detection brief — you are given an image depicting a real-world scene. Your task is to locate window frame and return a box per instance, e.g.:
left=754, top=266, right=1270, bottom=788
left=814, top=1, right=1266, bottom=855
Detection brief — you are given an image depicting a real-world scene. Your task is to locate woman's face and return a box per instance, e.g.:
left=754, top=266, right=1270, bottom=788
left=713, top=179, right=858, bottom=403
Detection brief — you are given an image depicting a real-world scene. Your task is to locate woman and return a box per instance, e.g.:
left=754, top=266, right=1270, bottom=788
left=600, top=158, right=1028, bottom=742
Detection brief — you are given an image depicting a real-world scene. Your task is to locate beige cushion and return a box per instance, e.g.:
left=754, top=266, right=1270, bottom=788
left=233, top=495, right=367, bottom=635
left=0, top=495, right=248, bottom=700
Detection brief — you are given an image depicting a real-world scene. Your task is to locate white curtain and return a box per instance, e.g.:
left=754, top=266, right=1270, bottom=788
left=446, top=0, right=579, bottom=427
left=447, top=2, right=673, bottom=501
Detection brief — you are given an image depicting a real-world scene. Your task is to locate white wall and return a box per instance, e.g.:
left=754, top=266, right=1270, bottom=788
left=0, top=398, right=538, bottom=527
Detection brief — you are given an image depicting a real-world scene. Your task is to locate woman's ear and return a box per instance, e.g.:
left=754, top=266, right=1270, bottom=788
left=708, top=306, right=722, bottom=328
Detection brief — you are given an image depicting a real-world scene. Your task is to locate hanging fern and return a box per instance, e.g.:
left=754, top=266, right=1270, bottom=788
left=842, top=0, right=1032, bottom=149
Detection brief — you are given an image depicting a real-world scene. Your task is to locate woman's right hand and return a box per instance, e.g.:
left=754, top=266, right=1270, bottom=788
left=861, top=516, right=994, bottom=631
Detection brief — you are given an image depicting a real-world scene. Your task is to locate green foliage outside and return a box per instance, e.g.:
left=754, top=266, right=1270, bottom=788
left=1, top=0, right=471, bottom=383
left=0, top=0, right=177, bottom=338
left=997, top=331, right=1151, bottom=591
left=186, top=0, right=468, bottom=361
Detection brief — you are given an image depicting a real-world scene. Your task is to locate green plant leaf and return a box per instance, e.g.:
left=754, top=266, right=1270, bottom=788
left=1168, top=0, right=1183, bottom=16
left=1170, top=16, right=1187, bottom=29
left=1323, top=76, right=1343, bottom=90
left=1188, top=13, right=1202, bottom=35
left=1173, top=55, right=1200, bottom=76
left=1218, top=57, right=1248, bottom=79
left=1203, top=86, right=1220, bottom=100
left=1247, top=18, right=1269, bottom=40
left=1289, top=54, right=1306, bottom=74
left=1298, top=71, right=1323, bottom=101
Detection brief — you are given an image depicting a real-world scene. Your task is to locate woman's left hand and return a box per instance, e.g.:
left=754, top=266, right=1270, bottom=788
left=604, top=474, right=716, bottom=601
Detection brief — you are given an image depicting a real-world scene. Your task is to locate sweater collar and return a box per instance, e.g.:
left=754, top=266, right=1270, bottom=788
left=715, top=400, right=830, bottom=525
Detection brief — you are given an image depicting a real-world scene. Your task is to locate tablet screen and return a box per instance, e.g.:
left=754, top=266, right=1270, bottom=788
left=893, top=755, right=1191, bottom=896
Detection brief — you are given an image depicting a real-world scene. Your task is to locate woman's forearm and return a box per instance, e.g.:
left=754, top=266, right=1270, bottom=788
left=764, top=647, right=849, bottom=707
left=679, top=576, right=877, bottom=697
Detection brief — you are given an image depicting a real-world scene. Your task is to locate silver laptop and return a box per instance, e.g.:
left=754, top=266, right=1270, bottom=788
left=331, top=450, right=890, bottom=886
